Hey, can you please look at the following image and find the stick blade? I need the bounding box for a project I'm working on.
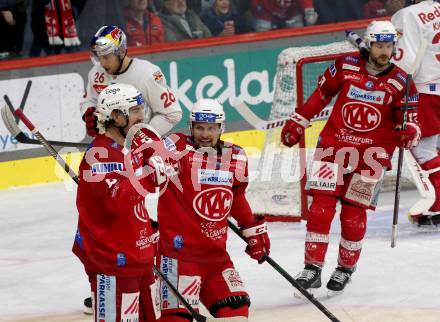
[1,104,21,137]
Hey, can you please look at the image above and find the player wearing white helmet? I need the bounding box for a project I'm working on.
[281,20,421,296]
[392,0,440,227]
[155,98,270,322]
[74,83,166,321]
[81,25,182,138]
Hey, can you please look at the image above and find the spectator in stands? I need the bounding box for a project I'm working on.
[0,0,27,59]
[159,0,212,41]
[251,0,318,32]
[363,0,407,18]
[201,0,246,36]
[314,0,363,24]
[189,0,250,15]
[124,0,165,46]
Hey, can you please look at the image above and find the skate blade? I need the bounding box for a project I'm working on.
[416,225,440,233]
[294,287,319,299]
[327,289,344,298]
[83,306,93,315]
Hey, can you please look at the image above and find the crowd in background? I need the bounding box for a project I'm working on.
[0,0,413,61]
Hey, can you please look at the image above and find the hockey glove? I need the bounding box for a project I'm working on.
[128,125,167,187]
[240,216,270,264]
[84,107,99,137]
[281,112,310,147]
[395,122,421,149]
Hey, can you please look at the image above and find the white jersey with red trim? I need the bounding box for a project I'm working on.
[81,58,182,135]
[392,0,440,96]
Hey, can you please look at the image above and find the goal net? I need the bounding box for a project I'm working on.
[245,41,415,221]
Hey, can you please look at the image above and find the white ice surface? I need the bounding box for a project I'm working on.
[1,183,439,322]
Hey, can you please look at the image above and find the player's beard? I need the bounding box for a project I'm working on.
[370,54,391,69]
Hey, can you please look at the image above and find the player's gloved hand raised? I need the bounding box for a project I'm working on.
[394,122,421,149]
[84,107,99,137]
[240,216,270,264]
[281,112,310,147]
[126,124,167,187]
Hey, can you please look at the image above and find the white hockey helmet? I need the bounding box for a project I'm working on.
[90,25,127,61]
[364,20,398,50]
[96,83,144,122]
[189,98,225,133]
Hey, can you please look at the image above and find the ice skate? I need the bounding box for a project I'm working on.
[83,296,93,315]
[326,266,354,297]
[293,264,322,298]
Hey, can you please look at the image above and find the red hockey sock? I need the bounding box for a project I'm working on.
[338,202,366,268]
[304,194,338,265]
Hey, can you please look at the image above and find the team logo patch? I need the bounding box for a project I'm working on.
[198,169,233,186]
[193,188,233,221]
[400,94,419,104]
[347,85,385,104]
[342,63,360,72]
[153,70,164,83]
[308,161,338,191]
[160,256,178,310]
[97,274,116,322]
[121,292,140,321]
[343,73,363,82]
[91,162,123,174]
[222,269,245,292]
[396,72,406,83]
[178,276,201,309]
[387,78,403,91]
[329,63,337,77]
[93,84,108,94]
[344,56,359,64]
[365,81,374,89]
[163,136,176,151]
[342,101,381,132]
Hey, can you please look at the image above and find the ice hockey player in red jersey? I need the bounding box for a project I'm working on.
[156,98,270,321]
[281,20,421,295]
[392,0,440,227]
[73,83,167,321]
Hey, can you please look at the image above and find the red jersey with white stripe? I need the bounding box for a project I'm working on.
[157,133,255,263]
[73,134,157,276]
[297,54,419,170]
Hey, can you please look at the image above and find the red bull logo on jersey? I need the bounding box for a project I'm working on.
[342,101,381,132]
[417,4,440,24]
[193,187,233,221]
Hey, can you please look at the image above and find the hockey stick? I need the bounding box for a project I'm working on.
[9,102,242,322]
[227,220,341,322]
[391,38,428,248]
[229,99,332,131]
[2,96,90,148]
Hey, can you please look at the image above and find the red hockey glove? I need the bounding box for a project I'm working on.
[84,107,99,137]
[281,112,310,147]
[240,216,270,264]
[395,122,421,149]
[128,125,167,187]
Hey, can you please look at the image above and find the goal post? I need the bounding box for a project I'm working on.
[245,41,415,221]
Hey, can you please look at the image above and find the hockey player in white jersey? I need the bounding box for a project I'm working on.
[81,25,182,137]
[392,0,440,227]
